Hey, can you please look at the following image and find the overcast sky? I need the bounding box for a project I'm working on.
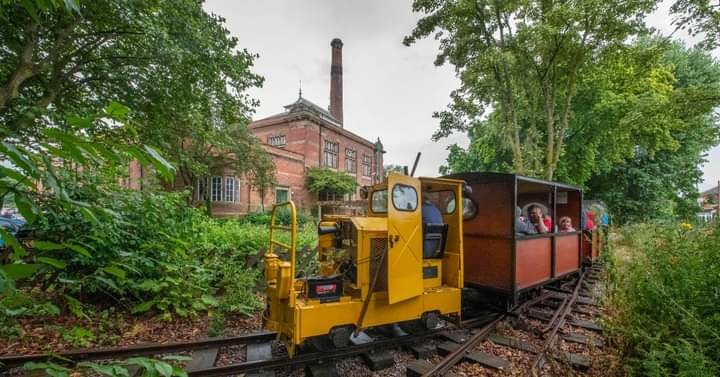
[204,0,719,191]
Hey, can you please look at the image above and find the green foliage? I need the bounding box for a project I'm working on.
[207,311,225,338]
[240,210,310,227]
[383,164,405,177]
[60,326,96,348]
[583,39,720,223]
[305,167,358,196]
[406,0,656,179]
[24,361,72,377]
[123,357,187,377]
[440,37,720,224]
[27,187,215,317]
[24,356,191,377]
[4,183,313,319]
[0,0,278,326]
[0,0,273,219]
[607,223,720,375]
[670,0,720,49]
[0,104,180,320]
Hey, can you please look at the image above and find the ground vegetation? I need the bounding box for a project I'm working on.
[606,222,720,376]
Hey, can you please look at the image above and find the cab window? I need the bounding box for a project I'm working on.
[447,196,478,220]
[392,184,418,211]
[424,190,456,214]
[371,189,388,213]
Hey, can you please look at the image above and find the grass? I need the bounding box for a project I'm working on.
[604,222,720,376]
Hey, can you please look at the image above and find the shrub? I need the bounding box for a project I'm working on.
[305,167,357,196]
[606,222,720,376]
[28,188,218,317]
[5,178,320,320]
[240,209,311,226]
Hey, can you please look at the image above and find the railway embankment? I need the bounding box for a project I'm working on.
[603,222,720,376]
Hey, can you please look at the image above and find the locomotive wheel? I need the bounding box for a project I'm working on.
[421,311,440,330]
[329,325,352,348]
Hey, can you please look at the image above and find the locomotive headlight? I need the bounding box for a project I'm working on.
[461,197,477,220]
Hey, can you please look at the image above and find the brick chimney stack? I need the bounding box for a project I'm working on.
[329,38,344,125]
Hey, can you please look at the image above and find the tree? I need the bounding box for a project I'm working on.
[439,37,720,223]
[670,0,720,49]
[305,167,357,200]
[0,0,271,191]
[383,164,405,177]
[246,147,277,212]
[585,40,720,223]
[405,0,655,180]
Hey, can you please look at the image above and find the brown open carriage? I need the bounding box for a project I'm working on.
[445,173,583,310]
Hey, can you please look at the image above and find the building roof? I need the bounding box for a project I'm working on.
[700,185,720,197]
[283,97,343,128]
[250,96,378,149]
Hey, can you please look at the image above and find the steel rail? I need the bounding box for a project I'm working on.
[541,296,568,333]
[0,331,276,367]
[511,290,556,316]
[421,314,504,377]
[188,328,446,377]
[531,271,586,370]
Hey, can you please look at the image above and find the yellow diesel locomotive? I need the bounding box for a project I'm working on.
[263,173,466,356]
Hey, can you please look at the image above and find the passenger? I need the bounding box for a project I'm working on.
[528,205,551,234]
[584,211,595,231]
[558,216,576,232]
[421,191,443,255]
[515,206,537,235]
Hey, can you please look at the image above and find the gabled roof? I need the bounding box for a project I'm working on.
[249,96,378,149]
[282,97,343,128]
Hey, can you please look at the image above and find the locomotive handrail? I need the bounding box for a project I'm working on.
[269,201,297,293]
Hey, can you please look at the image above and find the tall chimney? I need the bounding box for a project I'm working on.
[329,38,343,125]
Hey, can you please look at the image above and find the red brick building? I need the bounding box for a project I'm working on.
[191,38,385,216]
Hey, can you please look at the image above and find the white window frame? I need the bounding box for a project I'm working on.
[323,140,339,169]
[223,176,239,203]
[275,186,290,204]
[197,176,239,203]
[362,154,372,177]
[195,176,209,201]
[345,148,357,174]
[211,176,222,202]
[268,135,287,147]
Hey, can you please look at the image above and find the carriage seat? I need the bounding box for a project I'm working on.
[423,223,448,259]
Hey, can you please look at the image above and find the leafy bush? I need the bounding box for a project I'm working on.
[25,186,216,317]
[195,217,318,314]
[239,209,311,226]
[606,222,720,376]
[2,168,321,323]
[305,167,357,196]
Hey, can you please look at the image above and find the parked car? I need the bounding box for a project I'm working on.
[0,215,26,247]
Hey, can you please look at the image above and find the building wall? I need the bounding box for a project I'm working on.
[251,116,380,203]
[123,113,383,217]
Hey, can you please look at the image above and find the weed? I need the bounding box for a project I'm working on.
[207,311,225,337]
[606,222,720,376]
[61,326,96,348]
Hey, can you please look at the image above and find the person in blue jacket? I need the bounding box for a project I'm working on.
[421,191,443,256]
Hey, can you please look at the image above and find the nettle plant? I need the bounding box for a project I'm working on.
[0,102,175,311]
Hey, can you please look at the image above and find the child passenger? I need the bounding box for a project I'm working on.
[558,216,576,232]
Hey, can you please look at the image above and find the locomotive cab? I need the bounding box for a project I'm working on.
[263,172,465,356]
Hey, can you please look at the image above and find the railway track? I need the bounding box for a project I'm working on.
[413,264,606,377]
[0,265,605,377]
